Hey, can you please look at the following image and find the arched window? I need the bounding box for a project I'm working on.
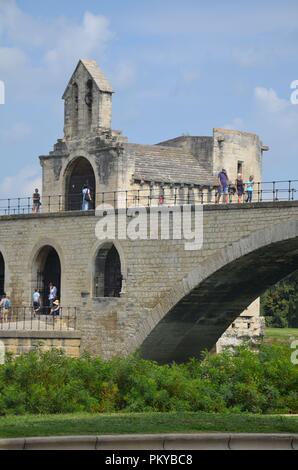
[85,79,93,129]
[65,157,96,211]
[71,82,79,136]
[94,243,122,298]
[34,246,61,312]
[0,252,5,296]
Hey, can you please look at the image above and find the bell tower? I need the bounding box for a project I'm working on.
[62,59,113,140]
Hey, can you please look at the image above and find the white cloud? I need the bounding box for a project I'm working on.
[0,47,27,72]
[253,86,298,179]
[0,166,41,199]
[0,2,114,86]
[223,117,245,130]
[0,0,49,47]
[44,12,113,74]
[254,87,289,113]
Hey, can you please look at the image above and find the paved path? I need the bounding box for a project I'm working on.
[0,433,297,450]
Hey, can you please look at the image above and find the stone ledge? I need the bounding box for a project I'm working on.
[0,331,81,339]
[203,200,298,211]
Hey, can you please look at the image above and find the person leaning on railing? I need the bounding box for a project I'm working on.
[245,176,255,203]
[32,188,41,213]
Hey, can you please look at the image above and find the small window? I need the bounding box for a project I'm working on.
[237,161,243,175]
[94,243,122,298]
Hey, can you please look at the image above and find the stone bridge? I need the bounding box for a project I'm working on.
[0,200,298,363]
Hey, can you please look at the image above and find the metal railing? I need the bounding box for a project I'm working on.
[0,306,77,331]
[0,181,297,216]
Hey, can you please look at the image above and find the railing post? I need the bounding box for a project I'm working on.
[288,181,291,201]
[273,181,276,201]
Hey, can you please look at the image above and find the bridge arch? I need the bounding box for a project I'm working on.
[139,219,298,363]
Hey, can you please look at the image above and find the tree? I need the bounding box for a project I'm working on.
[261,270,298,328]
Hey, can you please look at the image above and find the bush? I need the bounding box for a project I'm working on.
[0,344,297,416]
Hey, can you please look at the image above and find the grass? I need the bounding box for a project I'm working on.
[0,412,297,438]
[264,327,298,345]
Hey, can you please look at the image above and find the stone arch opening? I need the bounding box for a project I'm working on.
[0,252,5,296]
[71,82,79,137]
[85,79,93,129]
[94,243,122,298]
[33,246,61,312]
[65,157,96,211]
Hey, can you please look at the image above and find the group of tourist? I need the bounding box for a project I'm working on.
[0,284,60,323]
[216,169,255,204]
[32,172,254,212]
[32,282,60,316]
[32,185,93,213]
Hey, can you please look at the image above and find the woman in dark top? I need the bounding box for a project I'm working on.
[235,173,244,203]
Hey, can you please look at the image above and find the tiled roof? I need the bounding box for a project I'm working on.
[124,143,217,186]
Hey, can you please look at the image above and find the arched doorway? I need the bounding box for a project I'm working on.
[0,253,5,296]
[65,157,96,211]
[34,246,61,311]
[94,243,122,297]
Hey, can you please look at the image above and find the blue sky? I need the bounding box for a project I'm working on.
[0,0,298,197]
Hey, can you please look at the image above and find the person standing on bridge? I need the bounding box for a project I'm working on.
[82,184,92,211]
[216,168,229,204]
[32,188,41,213]
[48,282,57,311]
[236,173,245,203]
[0,293,12,322]
[32,288,41,315]
[245,175,255,203]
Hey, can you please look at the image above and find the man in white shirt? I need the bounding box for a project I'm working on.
[48,283,57,310]
[82,184,92,211]
[32,289,41,313]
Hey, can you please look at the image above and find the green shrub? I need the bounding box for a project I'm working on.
[0,343,297,416]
